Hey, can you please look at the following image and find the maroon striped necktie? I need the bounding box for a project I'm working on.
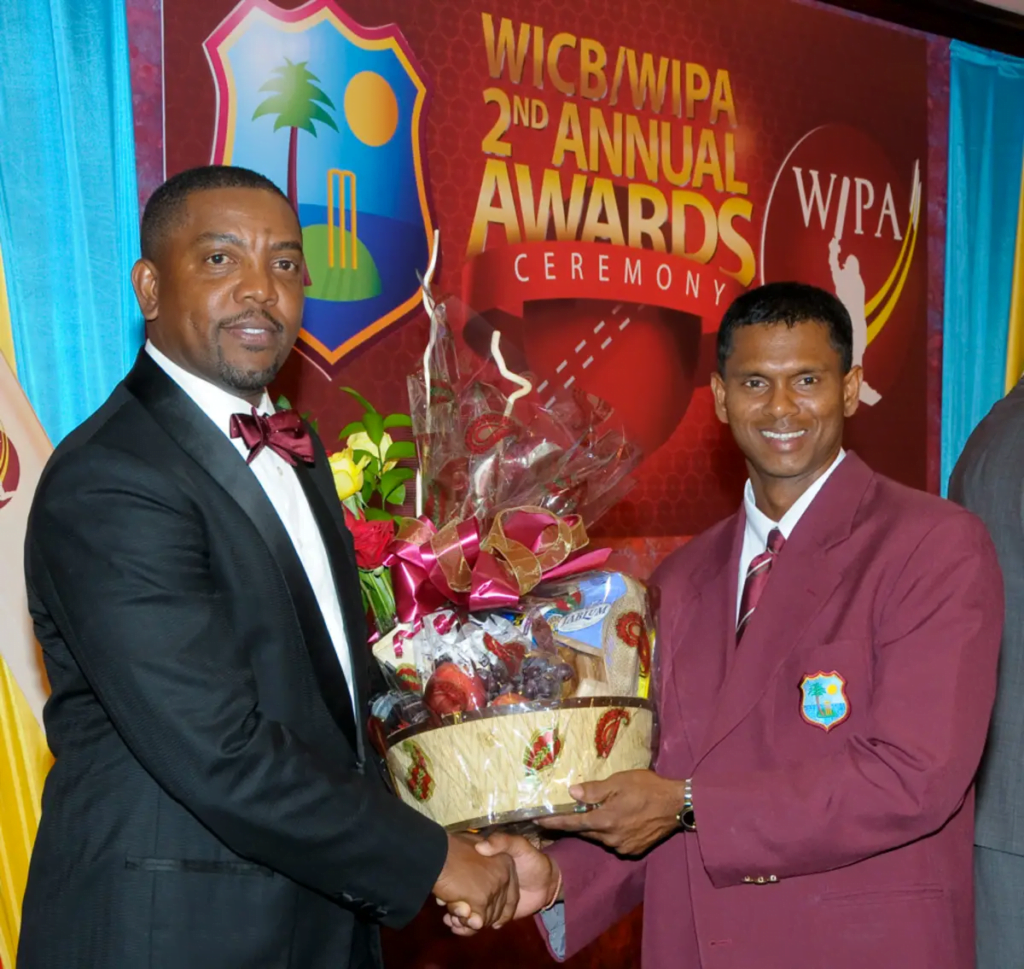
[736,527,785,641]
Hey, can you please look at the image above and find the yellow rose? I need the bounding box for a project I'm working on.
[346,430,397,473]
[329,448,370,501]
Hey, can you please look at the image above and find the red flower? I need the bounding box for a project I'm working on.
[343,507,395,569]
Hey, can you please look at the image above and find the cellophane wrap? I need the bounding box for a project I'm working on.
[369,296,655,831]
[406,298,640,529]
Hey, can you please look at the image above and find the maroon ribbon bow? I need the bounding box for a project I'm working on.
[229,407,315,466]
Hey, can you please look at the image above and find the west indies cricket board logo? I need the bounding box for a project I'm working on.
[205,0,433,365]
[0,419,20,510]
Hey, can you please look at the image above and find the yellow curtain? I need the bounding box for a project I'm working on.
[0,244,14,377]
[1004,153,1024,393]
[0,661,51,968]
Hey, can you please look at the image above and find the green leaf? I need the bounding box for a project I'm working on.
[385,484,407,507]
[309,419,319,435]
[363,507,395,522]
[385,440,417,462]
[275,394,293,410]
[380,467,416,502]
[338,421,365,440]
[383,413,413,429]
[352,452,379,484]
[360,479,374,504]
[341,387,377,414]
[363,410,385,446]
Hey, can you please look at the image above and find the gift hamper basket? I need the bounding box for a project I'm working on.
[365,278,657,831]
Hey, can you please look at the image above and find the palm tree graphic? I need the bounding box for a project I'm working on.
[806,680,827,716]
[253,58,338,284]
[253,58,338,211]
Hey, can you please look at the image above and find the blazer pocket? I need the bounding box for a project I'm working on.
[125,855,273,877]
[819,885,945,905]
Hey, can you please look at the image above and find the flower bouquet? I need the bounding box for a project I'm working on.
[362,283,659,832]
[327,389,417,637]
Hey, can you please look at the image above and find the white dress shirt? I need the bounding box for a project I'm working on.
[145,341,356,710]
[737,449,846,621]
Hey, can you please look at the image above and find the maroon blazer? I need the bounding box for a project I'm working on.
[543,453,1003,969]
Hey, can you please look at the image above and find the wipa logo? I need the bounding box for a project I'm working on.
[205,0,434,365]
[760,124,923,407]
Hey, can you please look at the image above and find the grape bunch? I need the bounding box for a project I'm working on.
[517,652,575,701]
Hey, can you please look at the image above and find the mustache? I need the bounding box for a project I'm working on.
[217,310,285,332]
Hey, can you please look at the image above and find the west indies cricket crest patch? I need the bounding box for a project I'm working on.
[800,671,850,732]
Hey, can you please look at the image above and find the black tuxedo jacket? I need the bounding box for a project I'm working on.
[17,352,447,969]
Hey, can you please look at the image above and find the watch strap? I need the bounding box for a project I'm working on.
[677,778,696,832]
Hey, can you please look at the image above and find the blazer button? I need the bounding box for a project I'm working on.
[742,876,753,883]
[756,876,766,884]
[768,875,778,883]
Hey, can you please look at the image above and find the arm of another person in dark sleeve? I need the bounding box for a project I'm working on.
[27,445,447,927]
[693,510,1003,887]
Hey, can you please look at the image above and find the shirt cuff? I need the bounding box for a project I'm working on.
[539,902,567,960]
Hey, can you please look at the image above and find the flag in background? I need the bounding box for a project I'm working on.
[0,240,53,969]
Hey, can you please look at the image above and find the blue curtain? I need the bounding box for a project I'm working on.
[0,0,142,444]
[941,41,1024,493]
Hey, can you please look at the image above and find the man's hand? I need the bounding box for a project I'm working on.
[442,833,560,937]
[536,769,686,856]
[432,833,519,931]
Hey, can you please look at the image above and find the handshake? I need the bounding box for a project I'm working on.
[431,832,560,935]
[428,770,685,933]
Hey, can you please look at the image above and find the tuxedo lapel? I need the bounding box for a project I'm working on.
[123,353,359,749]
[695,453,874,765]
[293,460,371,757]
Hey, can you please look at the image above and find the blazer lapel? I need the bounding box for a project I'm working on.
[123,353,360,749]
[659,516,742,766]
[695,453,874,765]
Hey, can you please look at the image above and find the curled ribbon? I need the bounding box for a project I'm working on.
[383,506,611,623]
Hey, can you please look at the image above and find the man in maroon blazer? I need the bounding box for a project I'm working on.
[448,282,1004,968]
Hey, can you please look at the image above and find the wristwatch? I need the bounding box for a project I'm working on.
[677,778,696,832]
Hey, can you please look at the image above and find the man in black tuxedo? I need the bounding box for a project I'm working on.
[17,165,516,969]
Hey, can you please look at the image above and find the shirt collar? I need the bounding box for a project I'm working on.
[743,449,846,548]
[145,340,273,436]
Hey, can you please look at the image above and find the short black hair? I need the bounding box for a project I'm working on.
[140,165,290,260]
[716,281,853,374]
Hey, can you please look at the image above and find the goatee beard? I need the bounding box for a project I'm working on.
[216,348,285,394]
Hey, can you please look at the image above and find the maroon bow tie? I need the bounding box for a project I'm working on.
[229,407,315,466]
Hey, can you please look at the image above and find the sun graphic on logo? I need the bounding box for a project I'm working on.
[826,683,839,695]
[0,420,21,510]
[343,71,398,148]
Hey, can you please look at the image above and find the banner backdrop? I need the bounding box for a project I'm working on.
[162,0,931,550]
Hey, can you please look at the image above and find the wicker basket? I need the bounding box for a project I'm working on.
[384,696,655,830]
